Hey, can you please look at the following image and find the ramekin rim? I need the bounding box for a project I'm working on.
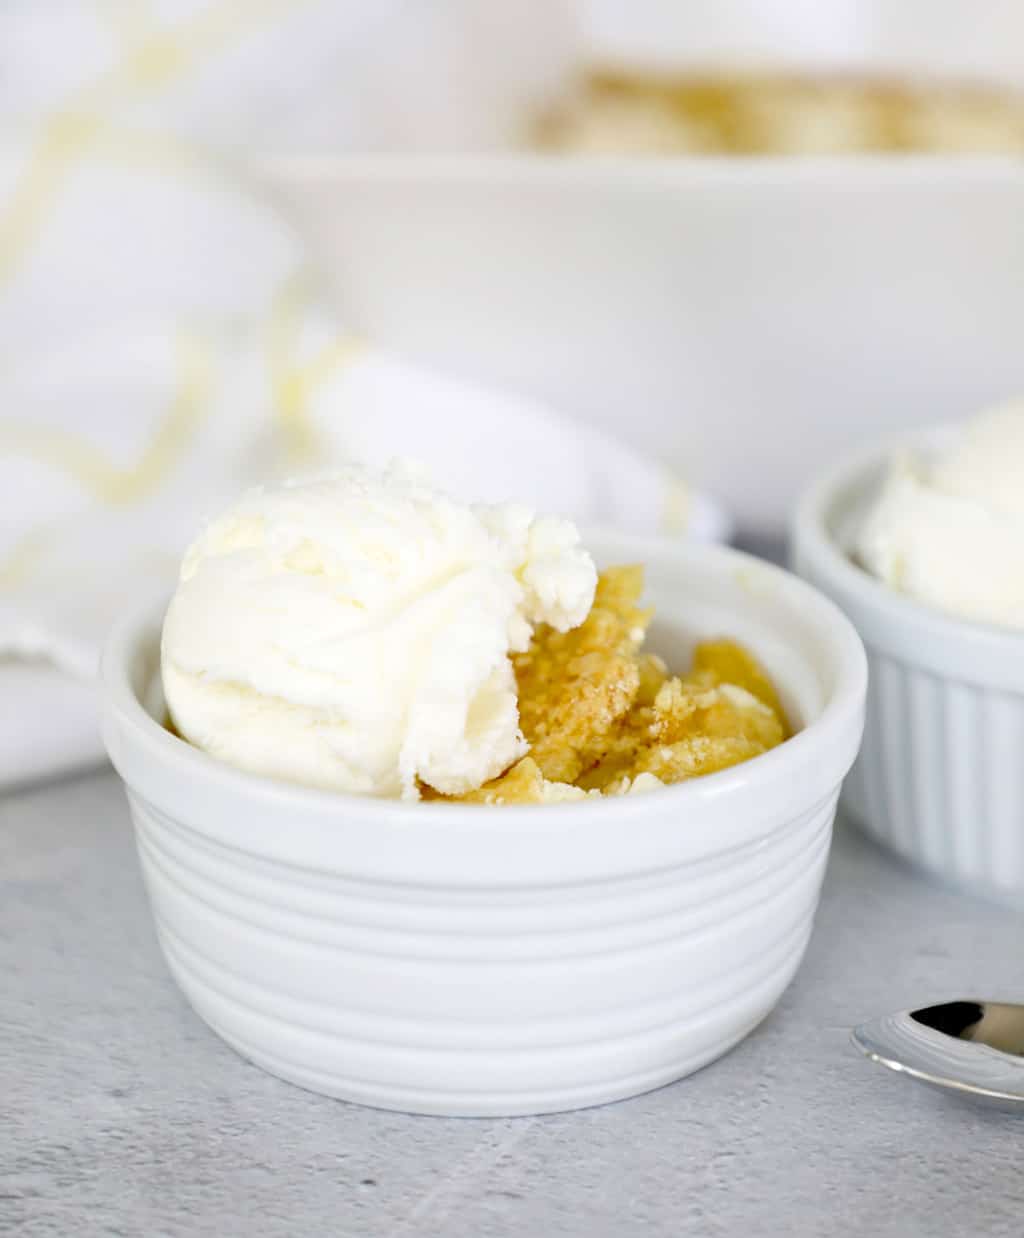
[260,153,1024,189]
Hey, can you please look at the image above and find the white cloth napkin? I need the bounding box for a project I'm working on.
[0,336,729,790]
[0,0,729,791]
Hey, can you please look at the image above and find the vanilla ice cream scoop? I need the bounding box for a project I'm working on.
[161,466,597,799]
[856,402,1024,628]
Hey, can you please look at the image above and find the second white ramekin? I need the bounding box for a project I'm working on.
[793,432,1024,900]
[102,532,865,1116]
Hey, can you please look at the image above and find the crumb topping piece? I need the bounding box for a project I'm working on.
[439,566,790,805]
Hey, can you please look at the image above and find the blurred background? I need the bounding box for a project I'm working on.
[3,0,1024,782]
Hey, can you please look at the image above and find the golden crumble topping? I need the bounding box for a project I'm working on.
[510,565,651,785]
[441,566,790,804]
[537,71,1024,156]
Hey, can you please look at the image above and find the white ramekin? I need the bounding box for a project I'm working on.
[101,532,865,1117]
[793,431,1024,900]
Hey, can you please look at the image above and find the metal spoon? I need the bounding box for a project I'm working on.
[852,1001,1024,1109]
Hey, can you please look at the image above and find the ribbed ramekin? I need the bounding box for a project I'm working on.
[101,532,865,1117]
[793,434,1024,900]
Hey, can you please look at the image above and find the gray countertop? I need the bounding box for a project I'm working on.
[3,769,1023,1238]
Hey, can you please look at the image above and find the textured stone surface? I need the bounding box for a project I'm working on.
[3,770,1023,1237]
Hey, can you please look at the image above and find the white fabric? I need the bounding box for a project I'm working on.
[0,1,728,791]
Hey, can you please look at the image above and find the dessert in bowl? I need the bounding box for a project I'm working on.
[793,402,1024,899]
[538,69,1024,157]
[102,470,865,1116]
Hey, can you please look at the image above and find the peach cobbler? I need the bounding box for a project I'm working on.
[163,470,788,804]
[538,70,1024,156]
[434,566,789,804]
